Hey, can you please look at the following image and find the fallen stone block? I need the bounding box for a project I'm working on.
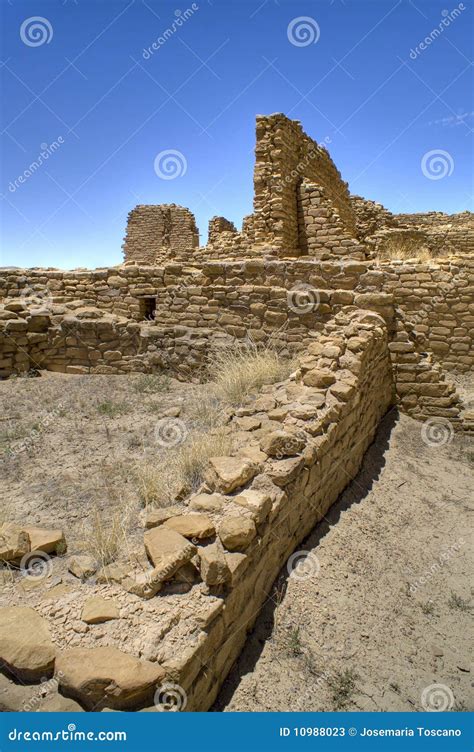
[56,646,165,710]
[205,456,258,494]
[82,597,119,624]
[0,523,30,562]
[163,514,215,540]
[0,606,55,681]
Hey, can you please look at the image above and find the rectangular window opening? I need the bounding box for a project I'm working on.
[139,297,156,321]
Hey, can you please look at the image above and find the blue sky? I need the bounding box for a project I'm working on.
[0,0,472,269]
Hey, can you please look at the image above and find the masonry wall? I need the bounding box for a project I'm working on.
[298,182,365,259]
[351,195,474,257]
[394,211,474,256]
[153,312,395,710]
[123,204,199,264]
[251,114,357,256]
[1,257,473,375]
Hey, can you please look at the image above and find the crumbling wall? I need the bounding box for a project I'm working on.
[351,196,474,257]
[176,311,395,710]
[1,313,397,712]
[2,259,472,431]
[123,204,199,264]
[350,195,398,242]
[251,114,357,256]
[208,216,237,245]
[394,211,474,256]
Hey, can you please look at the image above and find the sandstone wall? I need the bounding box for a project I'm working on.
[1,257,473,376]
[251,114,357,256]
[123,204,199,264]
[394,211,474,256]
[0,313,397,711]
[351,196,474,257]
[298,182,365,259]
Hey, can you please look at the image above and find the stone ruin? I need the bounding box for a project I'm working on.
[0,113,473,712]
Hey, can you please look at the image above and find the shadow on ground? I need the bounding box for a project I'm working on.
[213,407,399,711]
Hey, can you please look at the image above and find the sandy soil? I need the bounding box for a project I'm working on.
[0,371,213,554]
[215,410,474,713]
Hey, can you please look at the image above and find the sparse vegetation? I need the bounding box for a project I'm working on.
[135,427,231,507]
[208,339,292,406]
[421,600,435,615]
[448,592,471,612]
[80,506,132,567]
[328,669,359,710]
[133,373,171,394]
[376,233,432,263]
[97,401,130,418]
[286,626,304,657]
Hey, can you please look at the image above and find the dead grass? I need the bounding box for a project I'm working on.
[208,340,292,406]
[136,427,231,507]
[376,234,432,263]
[79,504,134,567]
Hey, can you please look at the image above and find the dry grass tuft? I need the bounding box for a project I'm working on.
[136,428,231,507]
[79,502,135,567]
[376,234,432,263]
[208,340,292,406]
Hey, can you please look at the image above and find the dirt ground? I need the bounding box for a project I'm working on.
[0,371,214,557]
[1,371,473,712]
[215,409,474,713]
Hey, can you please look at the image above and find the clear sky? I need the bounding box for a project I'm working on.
[0,0,472,269]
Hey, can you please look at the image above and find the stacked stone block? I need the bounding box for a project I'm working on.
[252,113,357,256]
[123,204,199,265]
[298,182,365,259]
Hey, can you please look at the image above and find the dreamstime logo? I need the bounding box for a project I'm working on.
[427,111,474,128]
[409,4,466,60]
[274,149,325,192]
[154,150,187,180]
[421,418,454,447]
[142,4,199,59]
[154,683,187,711]
[20,17,53,47]
[421,683,454,711]
[274,430,306,459]
[154,417,188,448]
[287,284,320,315]
[8,138,65,193]
[22,671,65,712]
[421,149,454,180]
[287,16,320,47]
[287,551,320,581]
[20,551,53,581]
[409,537,464,593]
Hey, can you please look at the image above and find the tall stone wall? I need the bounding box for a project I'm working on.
[298,182,365,259]
[123,204,199,264]
[119,116,472,264]
[251,113,357,256]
